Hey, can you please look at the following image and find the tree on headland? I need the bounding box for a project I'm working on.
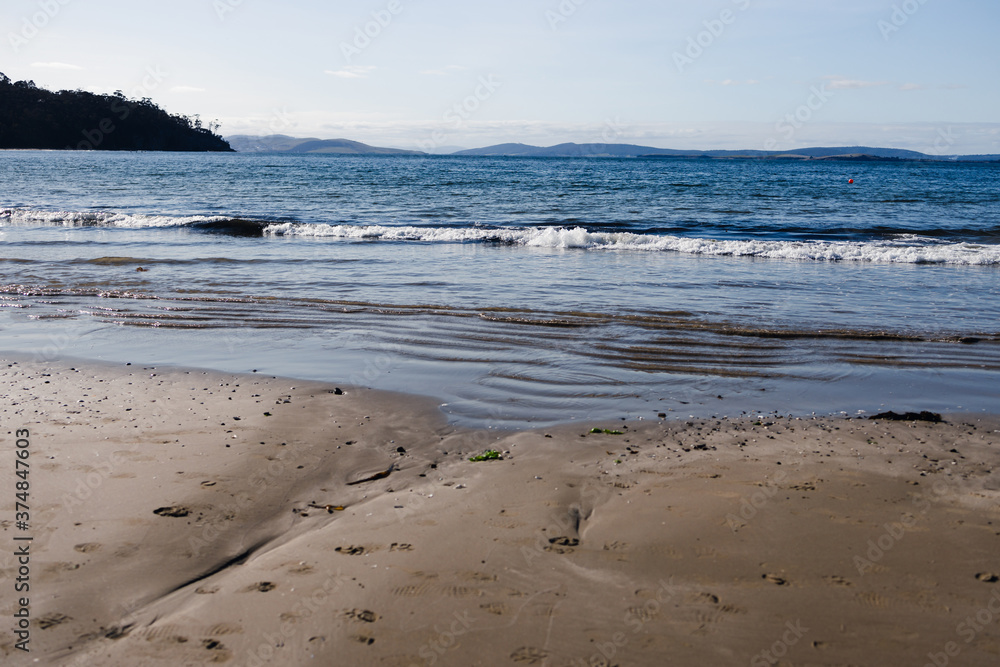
[0,72,232,152]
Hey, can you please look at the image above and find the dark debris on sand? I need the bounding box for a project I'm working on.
[869,411,943,423]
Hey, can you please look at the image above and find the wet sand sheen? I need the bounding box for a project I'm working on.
[1,356,999,666]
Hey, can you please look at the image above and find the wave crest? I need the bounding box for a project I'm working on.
[263,223,1000,265]
[4,208,998,265]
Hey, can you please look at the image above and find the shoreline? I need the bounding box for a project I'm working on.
[1,355,999,665]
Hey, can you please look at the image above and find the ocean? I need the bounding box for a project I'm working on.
[2,150,998,427]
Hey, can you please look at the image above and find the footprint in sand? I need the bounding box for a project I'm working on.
[544,545,575,554]
[392,583,434,598]
[201,639,231,662]
[762,574,788,586]
[511,647,550,664]
[37,613,72,630]
[136,625,187,642]
[695,546,719,559]
[685,592,721,605]
[345,609,379,623]
[440,585,484,599]
[153,506,190,518]
[976,572,1000,583]
[627,605,660,624]
[545,536,579,554]
[207,623,243,636]
[690,610,726,625]
[73,543,102,553]
[856,591,891,608]
[824,575,853,587]
[243,582,276,593]
[481,602,509,616]
[335,545,369,556]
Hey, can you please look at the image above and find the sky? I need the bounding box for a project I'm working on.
[2,0,999,154]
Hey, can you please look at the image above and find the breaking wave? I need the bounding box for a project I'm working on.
[3,207,998,265]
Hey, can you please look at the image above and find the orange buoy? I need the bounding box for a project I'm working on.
[848,179,854,184]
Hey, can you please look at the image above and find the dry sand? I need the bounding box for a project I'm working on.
[1,356,999,666]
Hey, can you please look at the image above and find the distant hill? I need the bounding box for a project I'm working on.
[225,135,999,162]
[452,142,695,157]
[227,135,423,155]
[452,142,997,162]
[0,72,231,152]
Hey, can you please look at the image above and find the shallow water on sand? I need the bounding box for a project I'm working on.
[2,151,998,426]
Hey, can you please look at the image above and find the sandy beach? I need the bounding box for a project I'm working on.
[2,356,999,666]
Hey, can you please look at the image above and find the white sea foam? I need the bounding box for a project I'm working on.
[264,223,1000,266]
[0,208,227,229]
[3,208,997,265]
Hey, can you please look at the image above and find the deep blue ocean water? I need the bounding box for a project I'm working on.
[2,151,998,426]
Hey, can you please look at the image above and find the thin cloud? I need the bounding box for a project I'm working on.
[324,66,376,79]
[900,83,925,91]
[30,62,83,70]
[170,86,205,93]
[823,76,889,90]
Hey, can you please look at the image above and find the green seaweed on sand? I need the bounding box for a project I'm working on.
[469,450,502,462]
[590,428,624,435]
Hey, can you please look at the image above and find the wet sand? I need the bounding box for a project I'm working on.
[1,356,999,666]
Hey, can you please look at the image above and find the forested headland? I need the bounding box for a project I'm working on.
[0,73,232,151]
